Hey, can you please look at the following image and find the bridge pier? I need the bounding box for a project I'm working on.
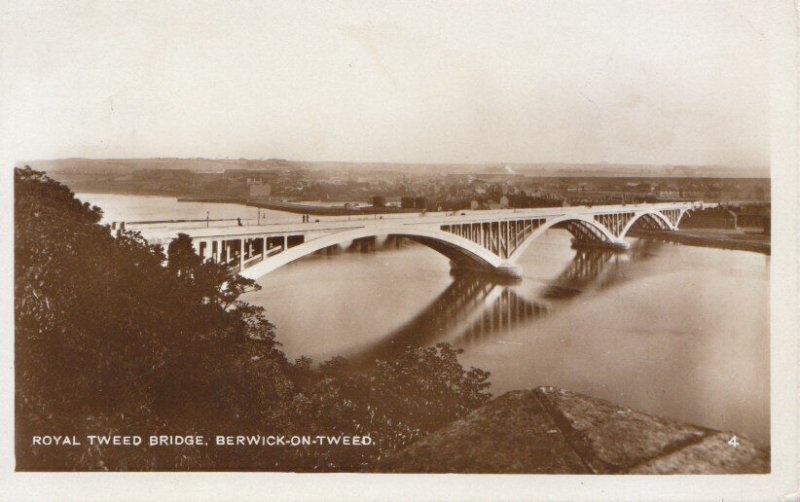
[495,263,523,279]
[449,260,522,283]
[346,236,375,253]
[570,238,629,252]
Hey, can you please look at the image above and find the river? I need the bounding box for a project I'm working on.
[77,192,770,446]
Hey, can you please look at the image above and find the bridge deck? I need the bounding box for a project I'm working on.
[130,202,707,243]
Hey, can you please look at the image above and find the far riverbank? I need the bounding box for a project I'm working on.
[176,195,419,216]
[627,228,770,254]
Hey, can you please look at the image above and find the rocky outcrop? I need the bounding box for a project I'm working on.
[378,387,769,474]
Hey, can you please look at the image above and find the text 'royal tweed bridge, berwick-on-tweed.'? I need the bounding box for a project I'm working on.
[123,202,714,280]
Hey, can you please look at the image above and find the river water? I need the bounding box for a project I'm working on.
[78,193,770,446]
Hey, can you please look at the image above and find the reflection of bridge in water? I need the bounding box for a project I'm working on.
[350,276,509,362]
[350,242,659,361]
[454,288,547,346]
[544,249,618,299]
[544,239,661,299]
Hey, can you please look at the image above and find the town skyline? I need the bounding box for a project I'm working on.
[23,157,770,179]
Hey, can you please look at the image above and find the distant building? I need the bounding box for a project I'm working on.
[249,182,271,199]
[734,205,770,234]
[372,195,386,207]
[657,189,680,199]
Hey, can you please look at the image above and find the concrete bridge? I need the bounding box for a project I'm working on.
[128,202,712,280]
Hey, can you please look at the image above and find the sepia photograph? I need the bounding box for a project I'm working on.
[1,0,798,500]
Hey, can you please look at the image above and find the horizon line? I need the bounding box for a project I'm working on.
[18,157,770,170]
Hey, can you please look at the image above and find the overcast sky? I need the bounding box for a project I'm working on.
[1,0,770,167]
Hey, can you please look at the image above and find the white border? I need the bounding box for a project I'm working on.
[0,1,796,500]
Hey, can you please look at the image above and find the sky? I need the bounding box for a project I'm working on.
[0,0,772,167]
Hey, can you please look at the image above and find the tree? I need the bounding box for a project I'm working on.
[279,344,492,471]
[15,167,492,471]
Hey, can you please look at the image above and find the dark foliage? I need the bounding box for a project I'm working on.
[14,167,491,471]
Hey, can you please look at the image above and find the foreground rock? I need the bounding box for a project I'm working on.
[378,387,769,474]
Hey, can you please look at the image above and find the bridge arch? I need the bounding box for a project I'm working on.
[618,210,680,239]
[507,214,620,262]
[238,224,507,281]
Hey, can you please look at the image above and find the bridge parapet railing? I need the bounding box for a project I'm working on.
[114,202,708,234]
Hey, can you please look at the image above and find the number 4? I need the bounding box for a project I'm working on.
[728,436,740,448]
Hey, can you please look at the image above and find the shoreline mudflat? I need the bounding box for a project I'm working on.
[628,228,770,254]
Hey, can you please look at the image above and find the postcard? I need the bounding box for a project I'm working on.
[1,1,797,500]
